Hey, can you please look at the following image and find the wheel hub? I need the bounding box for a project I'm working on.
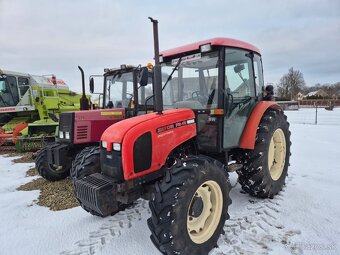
[268,128,286,180]
[187,181,223,244]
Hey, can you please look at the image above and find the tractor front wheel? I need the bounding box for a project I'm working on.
[148,155,232,255]
[71,146,102,216]
[71,146,127,217]
[35,144,71,181]
[237,109,291,198]
[70,146,101,181]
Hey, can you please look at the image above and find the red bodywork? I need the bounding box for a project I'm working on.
[239,102,282,149]
[160,37,260,57]
[0,122,28,146]
[73,109,125,144]
[101,108,196,181]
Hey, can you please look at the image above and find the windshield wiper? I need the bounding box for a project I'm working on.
[144,57,183,111]
[162,57,183,90]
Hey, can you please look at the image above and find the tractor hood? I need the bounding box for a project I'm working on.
[101,108,195,151]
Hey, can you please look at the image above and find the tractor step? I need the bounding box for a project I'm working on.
[226,163,243,172]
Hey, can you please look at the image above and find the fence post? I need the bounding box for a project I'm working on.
[315,104,318,125]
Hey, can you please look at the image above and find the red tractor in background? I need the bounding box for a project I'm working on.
[35,65,153,181]
[73,18,291,255]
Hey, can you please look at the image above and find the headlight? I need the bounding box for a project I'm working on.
[113,143,121,151]
[59,131,64,138]
[102,141,107,149]
[65,132,70,139]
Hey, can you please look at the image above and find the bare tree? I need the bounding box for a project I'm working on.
[277,67,306,100]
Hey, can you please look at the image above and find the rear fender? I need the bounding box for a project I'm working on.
[121,109,196,180]
[239,101,282,149]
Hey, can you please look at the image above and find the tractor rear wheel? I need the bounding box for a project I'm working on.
[35,144,71,181]
[237,109,291,198]
[148,155,232,255]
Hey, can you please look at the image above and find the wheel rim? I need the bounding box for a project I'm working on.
[268,128,286,180]
[187,180,223,244]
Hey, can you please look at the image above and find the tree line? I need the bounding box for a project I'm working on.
[275,67,340,100]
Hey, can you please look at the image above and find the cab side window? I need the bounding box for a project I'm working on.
[7,76,20,103]
[225,49,255,99]
[18,77,29,96]
[253,54,264,97]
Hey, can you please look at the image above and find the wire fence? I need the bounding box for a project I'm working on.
[284,107,340,126]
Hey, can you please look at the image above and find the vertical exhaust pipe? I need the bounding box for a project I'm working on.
[148,17,163,114]
[78,66,90,110]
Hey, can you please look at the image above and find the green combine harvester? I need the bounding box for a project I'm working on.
[0,68,87,151]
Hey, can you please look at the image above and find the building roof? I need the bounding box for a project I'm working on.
[160,37,260,57]
[305,89,328,97]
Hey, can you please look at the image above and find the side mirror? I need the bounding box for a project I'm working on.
[89,78,94,94]
[138,67,149,87]
[234,64,245,73]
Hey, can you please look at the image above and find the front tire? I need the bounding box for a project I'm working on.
[148,156,232,255]
[237,108,291,198]
[71,146,102,216]
[70,146,101,182]
[35,144,71,181]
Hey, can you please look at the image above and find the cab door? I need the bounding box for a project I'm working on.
[223,48,257,149]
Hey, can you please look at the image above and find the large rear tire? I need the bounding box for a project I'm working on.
[35,144,71,181]
[148,155,232,255]
[237,108,291,198]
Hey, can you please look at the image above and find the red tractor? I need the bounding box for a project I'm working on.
[35,65,153,181]
[73,18,291,255]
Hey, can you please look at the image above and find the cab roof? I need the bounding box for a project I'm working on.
[160,37,260,57]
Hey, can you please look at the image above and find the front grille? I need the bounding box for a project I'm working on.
[100,148,124,182]
[76,125,89,140]
[59,112,74,132]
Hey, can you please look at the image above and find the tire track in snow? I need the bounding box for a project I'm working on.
[61,173,301,255]
[212,172,302,255]
[60,199,150,255]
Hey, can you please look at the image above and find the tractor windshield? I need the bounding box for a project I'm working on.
[0,76,19,107]
[105,71,134,108]
[161,51,219,109]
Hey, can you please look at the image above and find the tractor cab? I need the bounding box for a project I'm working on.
[158,38,264,153]
[100,65,154,114]
[58,65,153,145]
[0,69,33,111]
[0,72,20,107]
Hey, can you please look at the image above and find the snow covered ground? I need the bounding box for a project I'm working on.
[0,108,339,255]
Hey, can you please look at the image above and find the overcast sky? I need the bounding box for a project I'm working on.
[1,0,339,92]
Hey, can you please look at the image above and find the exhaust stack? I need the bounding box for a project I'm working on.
[78,66,90,110]
[149,17,163,114]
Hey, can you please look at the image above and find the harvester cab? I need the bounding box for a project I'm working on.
[35,65,154,181]
[0,69,85,151]
[74,19,291,255]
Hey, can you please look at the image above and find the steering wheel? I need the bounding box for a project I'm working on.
[190,91,210,104]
